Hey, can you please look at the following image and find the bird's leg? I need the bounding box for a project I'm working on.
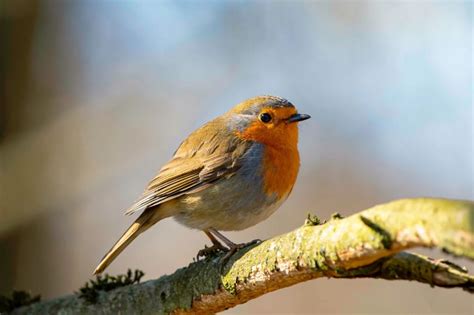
[208,228,239,248]
[209,228,262,261]
[204,230,228,250]
[196,230,228,260]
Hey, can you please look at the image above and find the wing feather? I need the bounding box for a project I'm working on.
[125,121,251,215]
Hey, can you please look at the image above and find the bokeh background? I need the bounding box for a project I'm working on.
[1,0,473,313]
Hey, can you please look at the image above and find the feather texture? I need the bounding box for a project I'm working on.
[125,117,252,215]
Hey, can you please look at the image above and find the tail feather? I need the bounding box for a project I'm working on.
[94,210,155,275]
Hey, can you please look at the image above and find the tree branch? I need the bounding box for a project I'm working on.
[13,198,474,314]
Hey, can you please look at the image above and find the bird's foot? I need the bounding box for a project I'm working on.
[247,238,262,246]
[220,239,263,263]
[196,243,228,260]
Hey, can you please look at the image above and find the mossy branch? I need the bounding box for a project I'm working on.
[12,198,474,314]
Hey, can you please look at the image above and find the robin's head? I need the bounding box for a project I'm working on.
[229,95,310,148]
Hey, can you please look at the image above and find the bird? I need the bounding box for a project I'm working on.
[94,95,310,274]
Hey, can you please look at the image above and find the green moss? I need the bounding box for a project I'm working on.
[77,269,144,304]
[0,290,41,313]
[359,215,393,249]
[304,213,321,226]
[11,198,474,314]
[330,212,344,220]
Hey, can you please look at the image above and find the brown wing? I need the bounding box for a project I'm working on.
[125,117,250,215]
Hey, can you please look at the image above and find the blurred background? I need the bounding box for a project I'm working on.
[1,0,472,313]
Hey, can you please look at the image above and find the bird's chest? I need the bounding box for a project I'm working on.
[261,145,300,199]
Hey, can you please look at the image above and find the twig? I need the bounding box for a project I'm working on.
[12,198,474,315]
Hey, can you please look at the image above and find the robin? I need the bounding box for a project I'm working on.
[94,95,310,274]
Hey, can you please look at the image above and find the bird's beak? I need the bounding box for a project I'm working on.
[286,113,311,123]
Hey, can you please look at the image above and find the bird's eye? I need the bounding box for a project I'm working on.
[259,113,272,123]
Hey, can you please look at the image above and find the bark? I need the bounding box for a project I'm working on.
[13,198,474,314]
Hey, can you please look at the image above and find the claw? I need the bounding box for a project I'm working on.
[202,229,263,264]
[220,239,262,263]
[196,244,228,260]
[248,239,262,245]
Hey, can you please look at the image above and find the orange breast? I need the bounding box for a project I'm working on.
[262,145,300,198]
[236,115,301,198]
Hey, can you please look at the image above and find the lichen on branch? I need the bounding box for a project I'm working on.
[12,198,474,315]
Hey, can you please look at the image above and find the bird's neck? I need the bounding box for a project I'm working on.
[235,124,301,198]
